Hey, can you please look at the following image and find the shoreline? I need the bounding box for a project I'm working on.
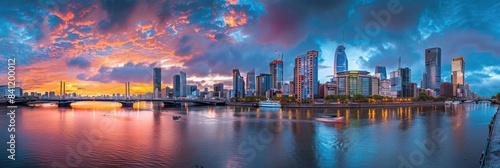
[227,101,445,108]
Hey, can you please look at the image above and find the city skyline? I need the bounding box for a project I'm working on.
[0,0,499,96]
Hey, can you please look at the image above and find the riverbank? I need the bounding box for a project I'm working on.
[481,106,500,167]
[227,101,445,108]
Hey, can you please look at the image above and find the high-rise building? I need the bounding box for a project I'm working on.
[283,82,290,94]
[451,56,465,85]
[336,70,379,96]
[423,47,441,93]
[256,73,272,96]
[180,71,187,97]
[440,82,454,97]
[270,59,284,91]
[186,85,197,96]
[153,68,161,98]
[173,75,181,97]
[213,83,224,98]
[375,66,387,80]
[334,45,348,76]
[294,50,319,102]
[246,69,255,95]
[232,69,245,99]
[410,83,418,98]
[451,56,465,97]
[390,67,411,97]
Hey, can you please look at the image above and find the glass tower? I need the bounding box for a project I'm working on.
[153,68,161,98]
[334,45,348,76]
[424,47,441,93]
[270,59,283,91]
[375,66,387,80]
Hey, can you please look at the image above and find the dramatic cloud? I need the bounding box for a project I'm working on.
[0,0,499,96]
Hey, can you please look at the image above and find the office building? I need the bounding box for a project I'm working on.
[173,75,181,97]
[232,69,245,98]
[375,66,387,80]
[334,45,348,76]
[294,50,319,102]
[256,73,272,97]
[270,59,284,91]
[440,82,454,97]
[451,56,465,97]
[423,47,441,93]
[213,83,224,98]
[180,71,187,97]
[246,69,255,95]
[336,70,379,96]
[390,67,411,97]
[153,68,161,98]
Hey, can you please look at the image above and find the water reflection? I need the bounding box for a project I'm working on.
[0,104,497,167]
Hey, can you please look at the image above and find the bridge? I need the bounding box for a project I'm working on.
[2,98,226,107]
[458,98,498,104]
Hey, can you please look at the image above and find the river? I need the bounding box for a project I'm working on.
[0,103,496,167]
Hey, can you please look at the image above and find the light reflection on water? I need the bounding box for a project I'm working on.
[0,103,497,167]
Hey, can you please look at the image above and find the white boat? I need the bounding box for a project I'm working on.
[315,114,345,123]
[258,100,281,108]
[452,101,461,105]
[445,101,452,105]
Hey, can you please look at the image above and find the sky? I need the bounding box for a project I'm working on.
[0,0,499,96]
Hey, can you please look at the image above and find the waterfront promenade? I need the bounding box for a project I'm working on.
[482,106,500,167]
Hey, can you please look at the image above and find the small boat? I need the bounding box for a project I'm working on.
[315,114,345,123]
[258,100,281,108]
[452,101,461,105]
[444,101,452,105]
[173,115,181,120]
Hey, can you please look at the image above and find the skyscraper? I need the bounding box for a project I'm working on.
[246,69,255,95]
[294,50,318,102]
[423,47,441,93]
[390,67,411,97]
[232,69,245,99]
[180,71,187,97]
[270,59,283,91]
[375,66,387,80]
[256,73,272,96]
[173,75,181,97]
[153,68,161,98]
[213,83,224,98]
[451,56,465,85]
[334,45,348,76]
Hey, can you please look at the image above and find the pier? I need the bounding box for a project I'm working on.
[481,106,500,167]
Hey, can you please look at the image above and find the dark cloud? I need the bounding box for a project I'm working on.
[98,0,138,32]
[87,62,158,83]
[67,56,92,69]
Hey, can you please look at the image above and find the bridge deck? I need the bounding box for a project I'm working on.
[482,106,500,167]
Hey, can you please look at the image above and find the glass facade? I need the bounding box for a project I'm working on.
[424,47,441,92]
[173,75,180,97]
[180,71,187,97]
[375,66,387,80]
[334,45,348,75]
[270,60,283,91]
[153,68,161,98]
[336,71,376,96]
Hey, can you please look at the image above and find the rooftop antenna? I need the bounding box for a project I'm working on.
[398,56,401,69]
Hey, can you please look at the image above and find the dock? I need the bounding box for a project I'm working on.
[481,106,500,167]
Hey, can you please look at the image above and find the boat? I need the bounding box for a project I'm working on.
[445,101,452,105]
[315,114,345,123]
[173,115,181,120]
[452,101,461,105]
[258,100,281,108]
